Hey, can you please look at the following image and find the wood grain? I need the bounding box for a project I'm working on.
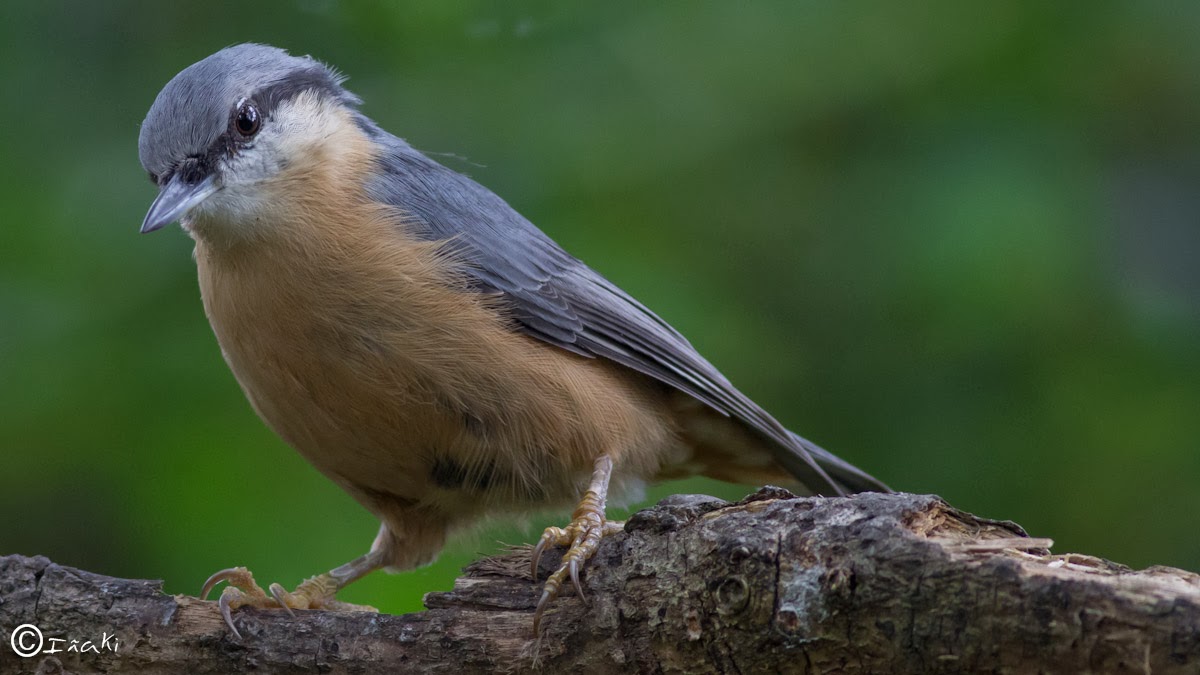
[2,489,1198,674]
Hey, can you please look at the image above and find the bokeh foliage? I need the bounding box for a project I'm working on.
[1,2,1198,614]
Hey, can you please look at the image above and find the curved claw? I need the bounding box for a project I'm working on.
[218,588,243,640]
[531,526,570,580]
[201,567,245,600]
[268,583,297,618]
[531,537,549,580]
[532,588,552,635]
[568,558,587,605]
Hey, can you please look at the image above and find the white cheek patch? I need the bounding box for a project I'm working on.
[270,91,348,160]
[198,92,354,230]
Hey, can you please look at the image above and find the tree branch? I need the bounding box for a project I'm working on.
[2,489,1199,673]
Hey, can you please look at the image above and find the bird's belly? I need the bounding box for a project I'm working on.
[194,242,688,525]
[215,322,664,521]
[215,317,462,507]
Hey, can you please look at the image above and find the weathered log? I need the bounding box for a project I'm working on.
[1,489,1197,674]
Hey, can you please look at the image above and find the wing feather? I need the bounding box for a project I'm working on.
[361,126,888,495]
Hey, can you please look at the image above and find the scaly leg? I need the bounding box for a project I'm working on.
[200,546,387,638]
[530,454,625,633]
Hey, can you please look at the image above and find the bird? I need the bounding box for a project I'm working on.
[137,43,890,637]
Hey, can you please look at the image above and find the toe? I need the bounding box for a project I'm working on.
[268,583,298,616]
[201,566,253,600]
[218,586,247,639]
[290,573,338,609]
[568,557,587,604]
[532,515,623,634]
[532,584,556,634]
[531,526,572,580]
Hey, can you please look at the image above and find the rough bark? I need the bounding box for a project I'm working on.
[1,489,1198,674]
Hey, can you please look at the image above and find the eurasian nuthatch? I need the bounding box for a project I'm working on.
[137,44,889,636]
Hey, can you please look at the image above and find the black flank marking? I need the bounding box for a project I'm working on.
[430,456,497,493]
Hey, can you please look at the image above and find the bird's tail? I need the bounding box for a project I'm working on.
[790,431,892,495]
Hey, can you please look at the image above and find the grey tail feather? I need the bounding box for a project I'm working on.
[791,432,892,494]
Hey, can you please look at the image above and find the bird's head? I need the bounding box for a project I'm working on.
[138,44,362,237]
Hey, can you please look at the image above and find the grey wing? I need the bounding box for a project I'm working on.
[365,135,887,495]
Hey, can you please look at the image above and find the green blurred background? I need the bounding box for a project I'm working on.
[2,2,1198,614]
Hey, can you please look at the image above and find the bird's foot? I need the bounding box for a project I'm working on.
[200,567,377,638]
[529,455,622,634]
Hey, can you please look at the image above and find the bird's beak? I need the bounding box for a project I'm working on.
[140,174,218,234]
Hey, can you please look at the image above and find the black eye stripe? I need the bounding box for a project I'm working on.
[161,66,354,184]
[252,67,344,118]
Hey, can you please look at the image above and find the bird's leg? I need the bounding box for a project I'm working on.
[200,546,387,638]
[530,453,625,633]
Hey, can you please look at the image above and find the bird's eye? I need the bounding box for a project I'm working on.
[234,102,261,137]
[147,171,159,185]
